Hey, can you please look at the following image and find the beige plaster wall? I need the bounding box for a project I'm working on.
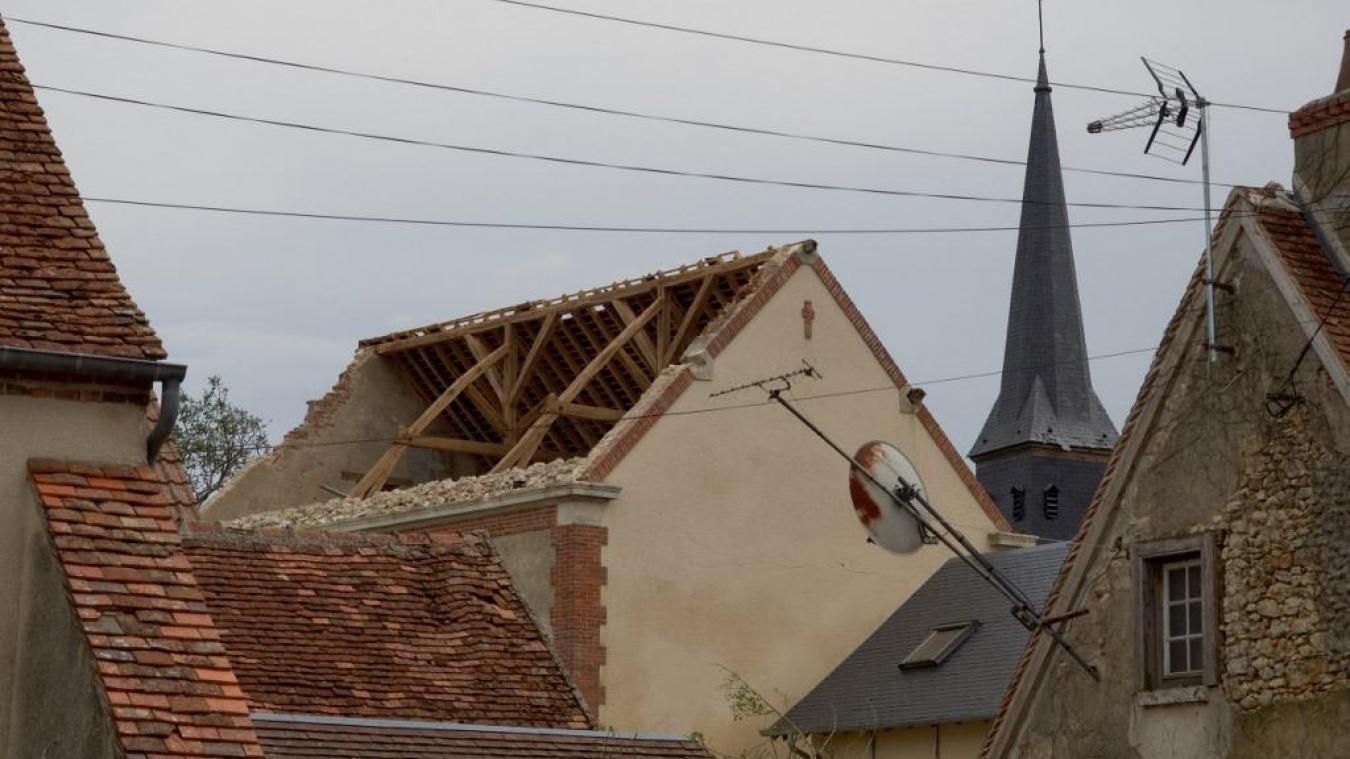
[493,529,557,639]
[1001,228,1350,759]
[0,394,145,758]
[204,350,460,521]
[819,722,990,759]
[597,264,1000,753]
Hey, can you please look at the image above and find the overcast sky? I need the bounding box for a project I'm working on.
[7,0,1346,457]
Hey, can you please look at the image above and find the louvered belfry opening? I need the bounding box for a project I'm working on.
[347,251,773,497]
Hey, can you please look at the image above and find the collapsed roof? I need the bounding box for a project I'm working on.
[342,245,791,497]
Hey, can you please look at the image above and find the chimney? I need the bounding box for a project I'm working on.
[1290,30,1350,269]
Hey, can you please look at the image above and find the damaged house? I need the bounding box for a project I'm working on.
[0,19,708,758]
[204,241,1025,751]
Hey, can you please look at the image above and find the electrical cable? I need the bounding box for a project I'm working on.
[32,83,1216,213]
[479,0,1290,115]
[82,195,1216,234]
[6,16,1235,189]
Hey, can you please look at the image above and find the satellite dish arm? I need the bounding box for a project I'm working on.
[766,388,1100,680]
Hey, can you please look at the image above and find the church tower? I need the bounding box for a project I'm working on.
[970,44,1119,541]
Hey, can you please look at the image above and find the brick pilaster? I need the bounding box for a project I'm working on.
[550,524,608,712]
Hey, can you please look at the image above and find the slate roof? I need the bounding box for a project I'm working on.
[773,542,1068,735]
[971,53,1118,457]
[180,525,592,728]
[250,713,710,758]
[30,459,266,758]
[0,18,164,359]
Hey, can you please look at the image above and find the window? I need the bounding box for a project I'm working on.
[1162,560,1204,677]
[1011,487,1026,522]
[899,621,978,670]
[1043,486,1060,520]
[1134,534,1219,690]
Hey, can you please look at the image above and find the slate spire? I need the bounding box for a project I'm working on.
[970,51,1119,540]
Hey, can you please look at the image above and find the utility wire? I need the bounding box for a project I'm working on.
[7,16,1232,189]
[81,196,1214,234]
[480,0,1290,115]
[32,84,1216,213]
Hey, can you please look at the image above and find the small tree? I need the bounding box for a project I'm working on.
[711,668,872,759]
[176,375,271,503]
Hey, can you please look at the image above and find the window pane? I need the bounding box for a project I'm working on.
[1168,603,1187,635]
[1168,640,1188,674]
[1189,638,1203,672]
[1188,565,1202,597]
[1188,601,1202,633]
[1168,567,1185,599]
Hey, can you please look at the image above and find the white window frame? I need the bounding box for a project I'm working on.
[1161,558,1204,678]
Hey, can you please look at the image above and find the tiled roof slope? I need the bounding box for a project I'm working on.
[251,714,710,758]
[180,526,592,729]
[29,459,264,758]
[0,19,164,359]
[773,543,1068,734]
[1248,197,1350,369]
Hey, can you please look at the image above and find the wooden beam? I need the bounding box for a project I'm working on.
[612,298,661,374]
[668,275,715,364]
[351,343,509,498]
[501,325,518,443]
[656,286,669,372]
[509,312,557,406]
[555,401,625,422]
[465,334,507,404]
[400,436,510,456]
[493,297,663,473]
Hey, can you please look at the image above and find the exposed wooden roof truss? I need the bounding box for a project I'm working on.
[349,250,775,497]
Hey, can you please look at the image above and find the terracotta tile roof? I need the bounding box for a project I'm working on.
[180,525,592,729]
[29,459,264,758]
[1247,196,1350,370]
[250,714,711,758]
[0,19,165,359]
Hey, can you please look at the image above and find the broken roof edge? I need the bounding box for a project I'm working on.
[979,183,1350,758]
[361,244,795,354]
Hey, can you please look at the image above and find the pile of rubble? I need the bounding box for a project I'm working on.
[229,457,587,530]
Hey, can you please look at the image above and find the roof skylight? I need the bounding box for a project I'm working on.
[899,621,978,670]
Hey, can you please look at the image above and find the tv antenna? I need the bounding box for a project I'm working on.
[714,369,1099,678]
[1088,58,1225,363]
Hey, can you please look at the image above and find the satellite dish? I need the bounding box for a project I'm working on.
[849,441,927,554]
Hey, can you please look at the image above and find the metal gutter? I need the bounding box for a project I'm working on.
[0,345,187,462]
[249,711,692,742]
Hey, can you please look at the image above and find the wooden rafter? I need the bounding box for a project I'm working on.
[510,312,557,407]
[491,296,663,473]
[400,436,510,456]
[668,274,715,364]
[351,342,508,498]
[611,298,660,375]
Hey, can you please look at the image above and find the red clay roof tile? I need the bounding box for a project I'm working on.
[179,526,592,729]
[0,19,164,359]
[31,460,264,758]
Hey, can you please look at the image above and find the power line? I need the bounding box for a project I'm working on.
[82,195,1214,234]
[480,0,1290,115]
[33,84,1216,213]
[6,16,1232,189]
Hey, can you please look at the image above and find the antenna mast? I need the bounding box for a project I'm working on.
[1087,58,1224,362]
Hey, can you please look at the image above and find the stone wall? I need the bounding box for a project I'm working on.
[1218,404,1350,710]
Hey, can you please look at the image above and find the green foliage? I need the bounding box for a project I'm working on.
[177,375,271,503]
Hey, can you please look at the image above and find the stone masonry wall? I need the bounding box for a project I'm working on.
[1217,405,1350,709]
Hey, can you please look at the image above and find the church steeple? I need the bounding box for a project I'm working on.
[969,44,1119,540]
